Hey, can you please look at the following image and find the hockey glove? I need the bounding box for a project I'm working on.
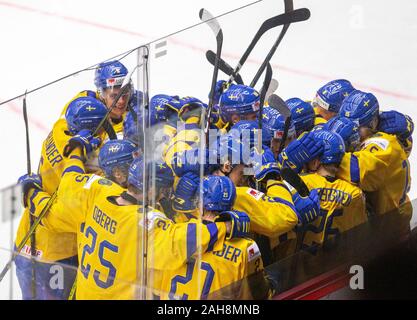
[63,129,101,157]
[278,132,324,173]
[292,189,320,226]
[172,172,200,212]
[378,111,414,141]
[215,210,250,240]
[17,173,42,208]
[251,146,281,182]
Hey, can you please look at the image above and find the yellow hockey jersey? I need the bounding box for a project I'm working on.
[300,173,367,251]
[163,116,202,172]
[233,181,299,238]
[28,171,228,300]
[337,132,411,218]
[15,118,79,262]
[154,233,266,300]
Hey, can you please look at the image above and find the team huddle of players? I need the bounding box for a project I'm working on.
[15,59,414,300]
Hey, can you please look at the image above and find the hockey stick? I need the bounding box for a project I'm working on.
[257,63,273,152]
[268,94,292,156]
[227,7,311,87]
[250,2,311,87]
[265,79,279,102]
[22,91,37,299]
[282,166,310,287]
[206,50,244,84]
[199,8,223,144]
[0,71,135,283]
[206,49,279,96]
[280,168,309,197]
[253,64,274,266]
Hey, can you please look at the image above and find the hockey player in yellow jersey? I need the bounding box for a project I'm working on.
[170,133,321,265]
[299,130,367,252]
[14,96,107,300]
[337,90,412,222]
[280,90,412,232]
[311,79,355,123]
[155,175,270,300]
[377,110,414,158]
[18,139,250,299]
[59,60,141,137]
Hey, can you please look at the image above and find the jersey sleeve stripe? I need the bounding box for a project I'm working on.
[206,223,218,252]
[38,196,49,205]
[270,197,297,213]
[69,155,84,161]
[350,154,360,184]
[186,223,197,260]
[62,165,85,176]
[29,189,40,214]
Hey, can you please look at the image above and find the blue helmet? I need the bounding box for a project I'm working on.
[94,60,129,94]
[262,106,296,141]
[324,116,360,151]
[178,96,207,121]
[149,94,181,126]
[314,79,355,113]
[219,84,260,122]
[65,96,108,135]
[203,175,236,212]
[312,130,346,164]
[339,90,379,128]
[123,105,148,147]
[98,139,137,177]
[217,133,251,167]
[286,97,315,136]
[231,120,271,148]
[128,157,175,191]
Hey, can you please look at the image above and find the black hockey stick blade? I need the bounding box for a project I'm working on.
[200,8,224,141]
[250,7,311,87]
[228,7,310,85]
[268,94,290,118]
[206,50,244,84]
[268,94,291,155]
[22,90,31,173]
[280,167,310,197]
[23,90,37,298]
[257,63,273,151]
